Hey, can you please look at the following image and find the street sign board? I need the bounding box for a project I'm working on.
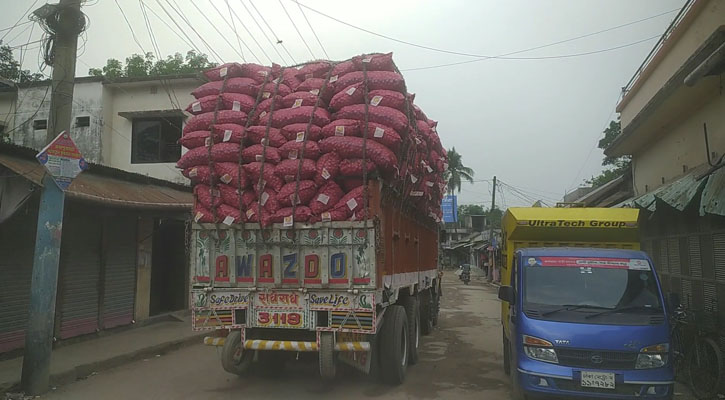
[441,195,458,223]
[36,131,87,190]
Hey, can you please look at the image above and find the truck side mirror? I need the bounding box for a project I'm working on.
[668,292,681,310]
[498,286,515,305]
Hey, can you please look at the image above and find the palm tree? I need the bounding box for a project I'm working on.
[443,147,474,194]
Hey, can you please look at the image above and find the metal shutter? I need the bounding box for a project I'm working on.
[688,236,703,279]
[101,217,137,329]
[714,233,725,283]
[667,238,680,275]
[659,239,670,275]
[0,209,36,352]
[58,216,101,339]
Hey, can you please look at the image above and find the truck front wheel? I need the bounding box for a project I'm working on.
[221,330,253,376]
[379,305,409,384]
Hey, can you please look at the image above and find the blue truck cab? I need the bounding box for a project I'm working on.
[499,247,674,399]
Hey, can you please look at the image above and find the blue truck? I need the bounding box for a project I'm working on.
[499,208,674,399]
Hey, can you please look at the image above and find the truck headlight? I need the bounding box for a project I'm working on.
[523,335,558,364]
[636,343,669,369]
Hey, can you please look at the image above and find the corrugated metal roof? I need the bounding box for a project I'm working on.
[655,171,706,211]
[0,154,192,210]
[700,166,725,216]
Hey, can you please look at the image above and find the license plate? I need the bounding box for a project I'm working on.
[581,371,615,389]
[255,310,306,329]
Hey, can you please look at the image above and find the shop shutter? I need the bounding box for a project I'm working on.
[0,209,36,353]
[714,233,725,283]
[681,278,693,307]
[58,217,101,339]
[667,238,680,275]
[659,239,670,275]
[688,236,703,279]
[101,217,137,329]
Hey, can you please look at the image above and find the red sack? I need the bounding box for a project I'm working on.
[280,123,322,142]
[329,83,364,111]
[277,180,317,207]
[330,60,356,79]
[203,63,244,81]
[241,144,282,164]
[242,162,283,191]
[296,78,334,101]
[185,95,221,115]
[352,52,395,72]
[210,124,245,144]
[194,184,223,209]
[413,103,428,121]
[250,95,284,122]
[257,82,292,98]
[179,130,210,149]
[340,178,364,192]
[176,143,240,169]
[193,204,216,223]
[258,188,281,214]
[217,204,244,225]
[259,106,331,128]
[318,137,398,172]
[277,67,302,91]
[214,162,249,188]
[241,63,273,83]
[333,71,405,94]
[192,78,258,98]
[245,202,273,227]
[271,206,312,223]
[281,91,326,109]
[321,119,361,138]
[332,185,365,214]
[184,111,248,134]
[309,181,344,215]
[275,159,316,182]
[245,126,286,148]
[333,104,408,133]
[309,208,350,223]
[339,159,376,176]
[218,184,242,208]
[314,152,341,185]
[362,122,403,152]
[368,89,407,111]
[279,140,321,160]
[296,62,332,80]
[182,165,213,185]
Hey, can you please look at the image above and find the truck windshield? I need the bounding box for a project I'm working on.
[523,258,662,317]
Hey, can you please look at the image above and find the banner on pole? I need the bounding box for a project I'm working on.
[36,131,87,190]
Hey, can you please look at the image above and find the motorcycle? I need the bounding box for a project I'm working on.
[458,266,471,285]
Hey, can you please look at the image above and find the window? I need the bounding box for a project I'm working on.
[75,116,90,127]
[33,119,47,130]
[131,117,182,164]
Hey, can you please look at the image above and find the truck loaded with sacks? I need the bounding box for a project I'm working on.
[184,53,446,384]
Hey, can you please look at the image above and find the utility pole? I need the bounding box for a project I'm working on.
[21,0,83,395]
[487,176,497,282]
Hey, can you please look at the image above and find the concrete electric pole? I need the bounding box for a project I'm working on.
[21,0,84,395]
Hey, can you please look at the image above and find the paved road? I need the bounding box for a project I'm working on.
[42,272,511,400]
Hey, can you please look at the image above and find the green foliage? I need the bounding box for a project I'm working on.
[587,119,631,188]
[443,147,475,194]
[486,207,503,228]
[458,204,486,218]
[88,50,217,78]
[0,45,44,83]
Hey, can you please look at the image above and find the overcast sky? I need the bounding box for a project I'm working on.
[1,0,685,208]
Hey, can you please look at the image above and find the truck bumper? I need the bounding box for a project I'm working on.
[516,360,674,399]
[203,336,370,352]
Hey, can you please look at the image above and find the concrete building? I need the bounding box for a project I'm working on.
[607,0,725,361]
[0,74,200,354]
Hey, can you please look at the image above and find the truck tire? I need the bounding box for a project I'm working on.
[510,347,527,400]
[379,305,408,384]
[401,296,420,365]
[419,290,433,335]
[221,330,253,376]
[319,332,337,380]
[503,330,510,376]
[431,289,440,327]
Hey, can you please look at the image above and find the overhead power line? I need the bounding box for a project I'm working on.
[227,0,245,62]
[207,0,259,63]
[115,0,148,53]
[188,0,246,61]
[166,0,225,63]
[0,0,39,43]
[153,0,204,55]
[294,0,329,59]
[278,0,316,59]
[249,0,297,64]
[295,1,678,59]
[0,20,33,34]
[240,0,289,65]
[223,0,274,64]
[140,1,196,50]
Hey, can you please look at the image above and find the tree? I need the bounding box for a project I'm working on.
[88,50,216,78]
[586,119,631,187]
[443,147,475,194]
[485,207,503,228]
[0,45,44,83]
[458,204,486,219]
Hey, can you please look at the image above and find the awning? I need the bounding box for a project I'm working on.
[0,153,192,210]
[700,166,725,216]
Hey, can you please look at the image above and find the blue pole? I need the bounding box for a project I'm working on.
[20,175,66,395]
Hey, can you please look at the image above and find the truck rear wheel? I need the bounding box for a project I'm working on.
[419,290,433,335]
[379,305,408,384]
[431,289,440,327]
[319,332,337,380]
[401,296,420,365]
[221,330,253,376]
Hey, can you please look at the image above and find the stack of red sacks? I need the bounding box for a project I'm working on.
[177,53,447,227]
